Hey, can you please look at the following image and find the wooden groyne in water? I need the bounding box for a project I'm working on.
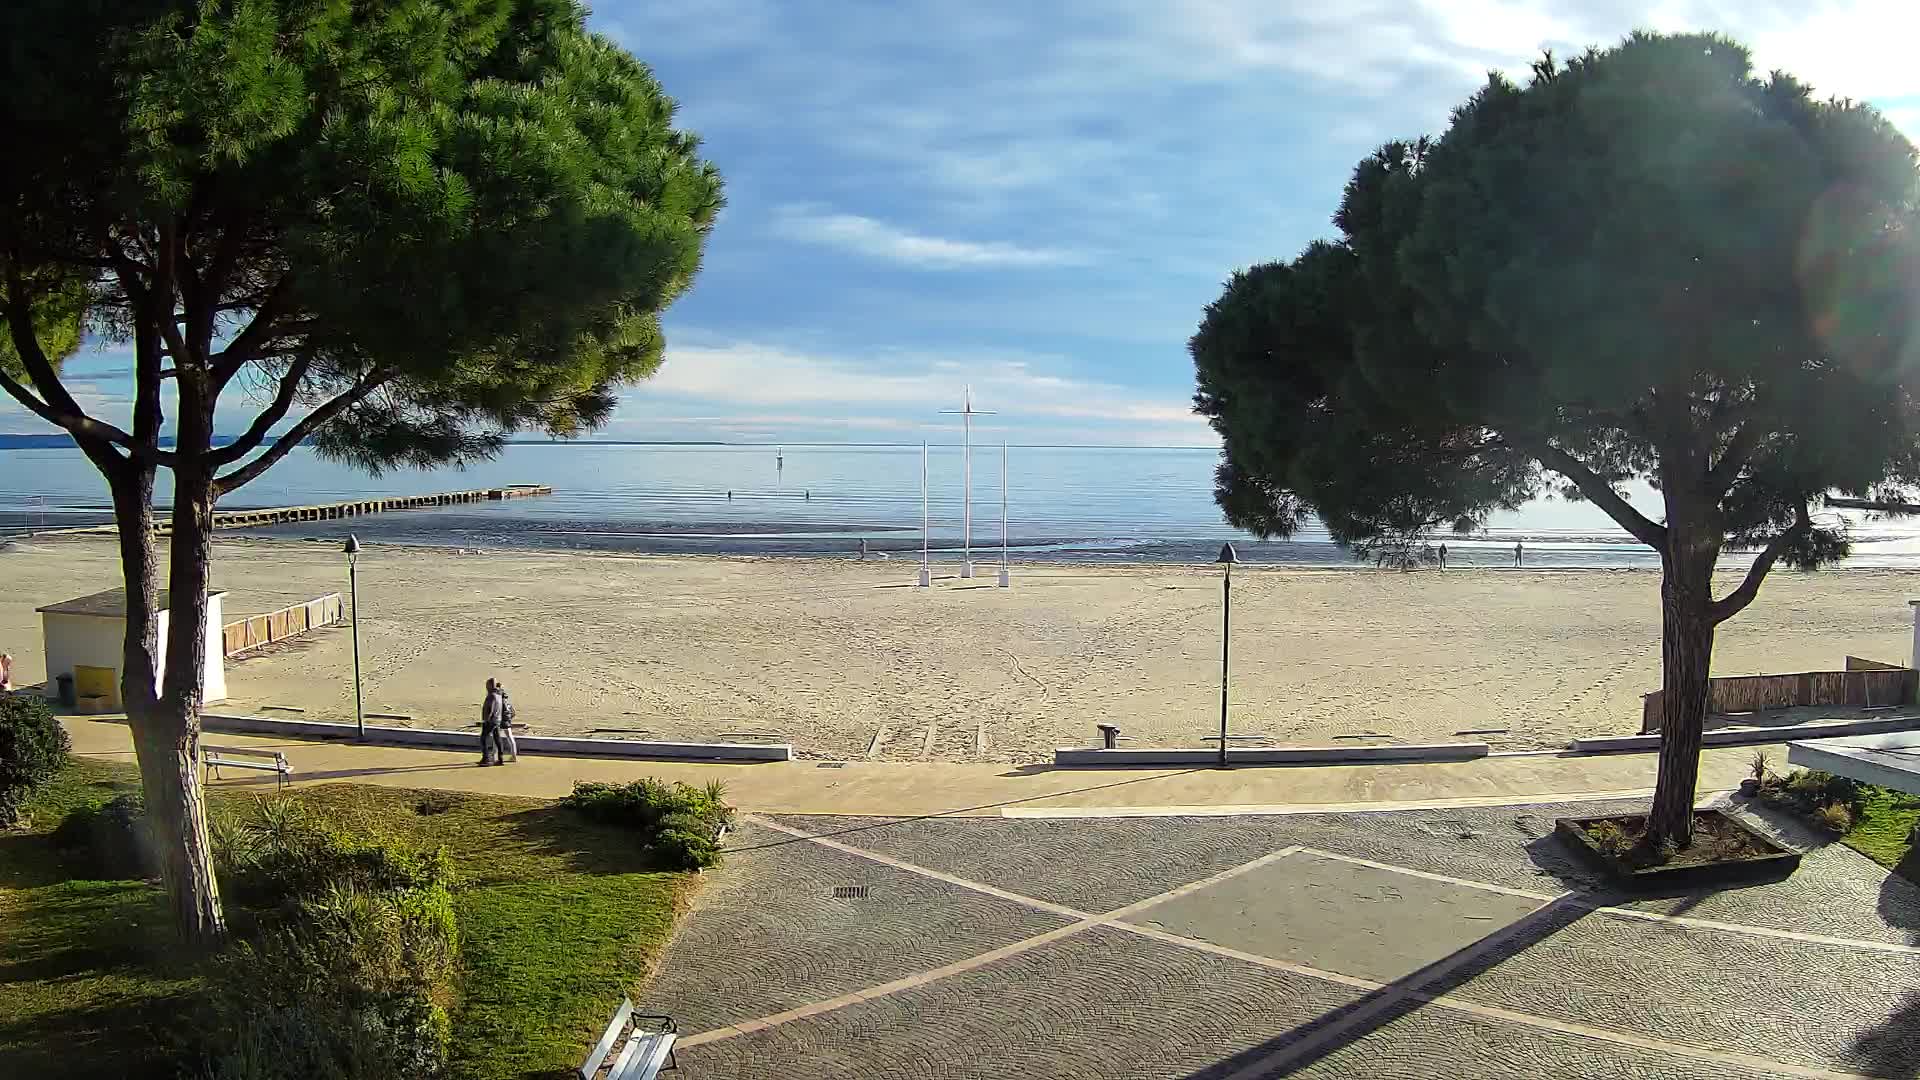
[206,484,552,531]
[42,484,551,538]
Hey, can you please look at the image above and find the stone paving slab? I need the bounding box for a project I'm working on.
[767,813,1294,911]
[642,820,1073,1032]
[673,926,1367,1080]
[1132,851,1544,984]
[1440,902,1920,1071]
[1252,1002,1797,1080]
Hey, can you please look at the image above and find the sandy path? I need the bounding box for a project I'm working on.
[2,535,1914,761]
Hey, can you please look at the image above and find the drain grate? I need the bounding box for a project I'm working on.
[833,885,870,899]
[817,761,848,769]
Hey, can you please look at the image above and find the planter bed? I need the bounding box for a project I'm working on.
[1556,809,1801,887]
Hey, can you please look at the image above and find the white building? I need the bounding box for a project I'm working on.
[36,589,228,707]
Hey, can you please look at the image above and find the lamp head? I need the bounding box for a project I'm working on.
[343,534,362,557]
[1216,542,1239,565]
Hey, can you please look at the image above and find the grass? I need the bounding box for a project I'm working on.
[1842,784,1920,876]
[0,758,696,1080]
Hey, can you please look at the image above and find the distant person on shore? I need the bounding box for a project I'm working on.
[1438,544,1448,570]
[858,538,869,560]
[1514,542,1523,567]
[726,490,732,501]
[479,678,505,765]
[497,681,519,763]
[0,653,13,692]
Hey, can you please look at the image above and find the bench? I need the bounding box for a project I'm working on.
[580,997,676,1080]
[201,744,293,792]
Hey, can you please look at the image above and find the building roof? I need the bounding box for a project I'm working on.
[36,588,227,618]
[1787,731,1920,796]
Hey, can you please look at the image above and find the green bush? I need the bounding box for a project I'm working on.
[1583,820,1635,858]
[51,792,154,878]
[1816,802,1855,834]
[562,778,733,870]
[0,692,70,827]
[191,800,460,1079]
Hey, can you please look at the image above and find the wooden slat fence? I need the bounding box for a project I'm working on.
[222,593,343,657]
[1641,659,1916,733]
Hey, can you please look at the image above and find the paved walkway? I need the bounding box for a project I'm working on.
[65,717,1920,1075]
[645,801,1920,1079]
[69,715,1767,817]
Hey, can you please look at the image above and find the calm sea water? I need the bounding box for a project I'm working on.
[6,442,1920,568]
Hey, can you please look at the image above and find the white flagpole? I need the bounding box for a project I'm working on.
[998,441,1010,588]
[962,387,974,578]
[918,441,931,587]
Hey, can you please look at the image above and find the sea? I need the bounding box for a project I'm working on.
[6,442,1920,569]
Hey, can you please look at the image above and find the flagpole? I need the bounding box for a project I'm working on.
[918,441,931,587]
[998,441,1010,588]
[962,387,974,578]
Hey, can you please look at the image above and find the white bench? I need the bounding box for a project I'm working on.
[201,744,293,792]
[580,997,676,1080]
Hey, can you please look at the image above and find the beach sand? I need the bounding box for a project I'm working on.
[3,534,1915,761]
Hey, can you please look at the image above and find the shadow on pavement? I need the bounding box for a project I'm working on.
[1847,855,1920,1076]
[1182,896,1593,1078]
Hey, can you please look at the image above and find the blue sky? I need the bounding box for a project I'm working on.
[10,1,1920,446]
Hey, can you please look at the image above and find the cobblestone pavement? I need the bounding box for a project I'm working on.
[641,799,1920,1079]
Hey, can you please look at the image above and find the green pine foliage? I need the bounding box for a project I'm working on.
[1193,31,1920,841]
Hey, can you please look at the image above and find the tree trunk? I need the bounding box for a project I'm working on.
[1648,550,1718,846]
[148,383,227,941]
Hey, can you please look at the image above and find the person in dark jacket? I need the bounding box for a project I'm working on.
[496,682,518,763]
[479,678,505,765]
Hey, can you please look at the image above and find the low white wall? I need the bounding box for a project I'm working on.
[1053,742,1492,767]
[199,712,792,762]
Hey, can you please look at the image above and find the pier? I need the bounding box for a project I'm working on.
[203,484,552,531]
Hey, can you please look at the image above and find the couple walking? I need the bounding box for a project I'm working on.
[479,677,518,765]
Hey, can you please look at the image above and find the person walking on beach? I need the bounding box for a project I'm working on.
[479,678,505,765]
[1513,541,1524,567]
[1437,543,1448,571]
[0,653,13,692]
[858,538,868,561]
[496,681,519,763]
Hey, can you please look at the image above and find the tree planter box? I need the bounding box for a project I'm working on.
[1555,809,1801,888]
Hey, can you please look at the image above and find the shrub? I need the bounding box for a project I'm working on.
[563,778,734,870]
[1583,820,1635,858]
[194,809,460,1080]
[0,692,70,827]
[1749,750,1770,782]
[1816,802,1855,834]
[51,792,155,878]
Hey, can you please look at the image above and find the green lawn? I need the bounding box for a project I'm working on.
[1843,783,1920,876]
[0,758,695,1080]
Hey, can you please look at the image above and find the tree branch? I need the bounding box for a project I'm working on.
[210,276,293,388]
[1516,438,1668,548]
[1710,501,1810,624]
[210,353,313,466]
[214,372,389,494]
[1,267,153,459]
[1706,424,1762,490]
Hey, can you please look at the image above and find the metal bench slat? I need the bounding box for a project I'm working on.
[604,1035,642,1080]
[580,997,633,1079]
[612,1033,675,1080]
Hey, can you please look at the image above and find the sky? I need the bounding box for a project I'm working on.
[10,1,1920,447]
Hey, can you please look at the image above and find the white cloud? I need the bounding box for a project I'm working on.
[770,205,1087,268]
[628,334,1214,442]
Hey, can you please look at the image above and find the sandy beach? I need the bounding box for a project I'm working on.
[3,534,1916,761]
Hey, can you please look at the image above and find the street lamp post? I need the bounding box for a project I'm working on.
[344,534,364,741]
[1216,542,1238,768]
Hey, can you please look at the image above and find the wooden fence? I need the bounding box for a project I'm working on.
[222,593,343,657]
[1640,657,1916,733]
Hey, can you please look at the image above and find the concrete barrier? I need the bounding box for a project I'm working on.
[1572,714,1920,754]
[198,712,790,762]
[1052,742,1491,767]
